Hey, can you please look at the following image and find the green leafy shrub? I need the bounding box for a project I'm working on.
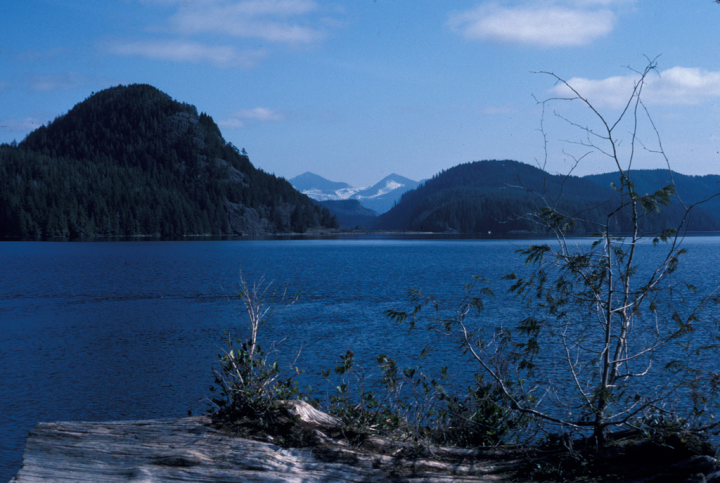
[321,347,521,447]
[209,271,305,432]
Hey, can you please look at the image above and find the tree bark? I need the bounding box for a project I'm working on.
[11,411,520,482]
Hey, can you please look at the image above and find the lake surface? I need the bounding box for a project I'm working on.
[2,236,719,481]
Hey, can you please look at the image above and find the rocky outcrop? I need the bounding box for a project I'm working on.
[162,111,202,146]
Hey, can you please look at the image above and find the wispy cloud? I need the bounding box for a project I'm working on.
[16,47,66,62]
[110,0,330,67]
[218,107,285,128]
[448,1,619,47]
[29,72,89,91]
[168,0,324,43]
[108,40,266,67]
[550,66,720,107]
[234,107,285,121]
[0,117,47,133]
[217,118,246,129]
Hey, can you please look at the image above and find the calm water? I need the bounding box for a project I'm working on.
[1,236,719,481]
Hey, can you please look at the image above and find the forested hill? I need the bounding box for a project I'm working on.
[372,160,720,234]
[585,170,720,217]
[0,84,337,238]
[319,199,378,229]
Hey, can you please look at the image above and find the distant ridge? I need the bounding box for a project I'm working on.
[319,199,378,229]
[288,172,362,202]
[289,172,353,193]
[585,170,720,217]
[372,160,720,234]
[351,174,421,214]
[0,84,337,238]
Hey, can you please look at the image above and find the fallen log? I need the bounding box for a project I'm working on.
[11,401,720,482]
[10,413,518,482]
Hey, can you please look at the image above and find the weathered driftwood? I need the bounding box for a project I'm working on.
[11,401,520,483]
[278,399,342,431]
[12,401,720,482]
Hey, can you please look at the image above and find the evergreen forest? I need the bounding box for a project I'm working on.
[373,160,720,234]
[0,84,337,239]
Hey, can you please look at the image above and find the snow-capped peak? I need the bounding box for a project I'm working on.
[289,172,419,214]
[355,180,404,199]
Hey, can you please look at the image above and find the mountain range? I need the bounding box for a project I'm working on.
[289,172,421,214]
[2,84,719,240]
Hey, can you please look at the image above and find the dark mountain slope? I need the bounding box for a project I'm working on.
[319,199,378,229]
[373,160,720,234]
[1,84,336,238]
[585,170,720,218]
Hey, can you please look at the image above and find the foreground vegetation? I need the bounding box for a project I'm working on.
[208,270,719,481]
[209,62,720,481]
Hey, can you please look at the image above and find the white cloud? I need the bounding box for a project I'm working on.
[550,66,720,107]
[448,2,615,47]
[0,117,47,132]
[108,40,266,67]
[168,0,324,43]
[110,0,330,67]
[233,107,284,121]
[217,118,245,129]
[219,107,285,128]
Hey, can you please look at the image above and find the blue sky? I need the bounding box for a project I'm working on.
[2,1,720,186]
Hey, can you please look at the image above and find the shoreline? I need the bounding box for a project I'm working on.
[4,229,720,242]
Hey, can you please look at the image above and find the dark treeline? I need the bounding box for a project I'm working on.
[319,199,378,229]
[0,84,337,238]
[374,160,720,234]
[586,169,720,217]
